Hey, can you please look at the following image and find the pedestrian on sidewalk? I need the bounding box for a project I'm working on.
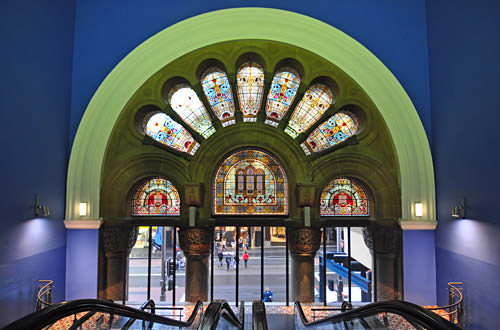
[242,251,249,268]
[218,250,224,267]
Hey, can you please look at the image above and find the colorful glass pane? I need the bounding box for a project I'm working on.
[132,178,180,216]
[168,85,216,138]
[201,68,235,126]
[236,62,265,122]
[214,149,287,215]
[285,84,334,138]
[265,67,301,126]
[145,112,199,155]
[302,111,359,154]
[320,178,369,216]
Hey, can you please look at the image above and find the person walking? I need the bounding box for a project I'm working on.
[242,251,249,268]
[225,253,232,271]
[218,250,224,267]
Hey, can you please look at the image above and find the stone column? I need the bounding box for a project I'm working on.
[178,227,211,302]
[99,225,138,301]
[363,221,403,301]
[288,227,321,302]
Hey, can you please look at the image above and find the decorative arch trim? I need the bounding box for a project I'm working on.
[66,7,435,225]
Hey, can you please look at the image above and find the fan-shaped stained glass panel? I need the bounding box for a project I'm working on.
[145,112,199,155]
[214,149,287,215]
[301,111,359,154]
[132,178,180,216]
[236,62,265,122]
[320,178,369,216]
[265,67,301,126]
[201,68,236,126]
[168,85,216,138]
[285,84,334,138]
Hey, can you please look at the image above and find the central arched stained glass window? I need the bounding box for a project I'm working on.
[320,178,369,216]
[132,178,180,216]
[214,149,288,215]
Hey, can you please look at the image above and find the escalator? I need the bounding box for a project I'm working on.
[294,300,462,330]
[2,298,460,329]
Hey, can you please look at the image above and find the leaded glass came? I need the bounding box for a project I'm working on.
[132,178,180,216]
[168,84,216,138]
[320,178,369,216]
[236,62,265,122]
[285,84,334,138]
[214,149,288,215]
[201,68,236,126]
[300,111,359,155]
[145,112,199,155]
[264,67,301,126]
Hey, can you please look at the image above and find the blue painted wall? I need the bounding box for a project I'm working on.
[403,230,437,305]
[427,0,500,329]
[0,0,75,326]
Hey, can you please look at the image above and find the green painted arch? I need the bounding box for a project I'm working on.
[66,7,435,223]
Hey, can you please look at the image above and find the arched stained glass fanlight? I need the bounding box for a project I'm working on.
[168,84,216,138]
[236,62,265,122]
[214,149,288,215]
[285,84,334,138]
[132,178,180,216]
[145,112,199,155]
[320,178,369,216]
[264,67,301,126]
[201,68,236,127]
[300,111,359,155]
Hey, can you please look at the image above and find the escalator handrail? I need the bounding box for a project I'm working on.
[198,300,243,330]
[2,299,203,330]
[122,299,157,330]
[252,300,268,330]
[295,300,462,330]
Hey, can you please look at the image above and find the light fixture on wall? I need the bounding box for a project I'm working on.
[452,198,465,219]
[79,202,88,217]
[414,202,423,217]
[35,195,50,217]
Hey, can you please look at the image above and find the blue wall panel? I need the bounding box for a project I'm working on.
[403,230,436,305]
[0,0,75,325]
[66,229,99,301]
[427,1,500,329]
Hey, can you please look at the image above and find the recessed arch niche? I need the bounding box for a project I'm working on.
[66,8,435,226]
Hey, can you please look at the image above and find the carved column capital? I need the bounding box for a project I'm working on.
[288,227,321,256]
[362,221,401,254]
[178,227,211,256]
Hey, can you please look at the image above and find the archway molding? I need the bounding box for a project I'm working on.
[66,8,435,226]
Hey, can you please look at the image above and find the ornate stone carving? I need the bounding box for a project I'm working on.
[296,183,316,207]
[288,228,321,255]
[102,225,137,254]
[362,222,401,254]
[178,227,211,255]
[185,183,204,207]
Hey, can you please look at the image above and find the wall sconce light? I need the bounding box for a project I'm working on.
[452,198,465,219]
[414,202,423,217]
[79,202,88,217]
[35,195,50,217]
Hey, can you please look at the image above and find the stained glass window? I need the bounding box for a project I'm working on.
[145,112,199,155]
[285,84,334,138]
[236,62,265,122]
[214,149,287,215]
[201,68,236,126]
[168,84,216,138]
[300,111,359,155]
[132,178,180,216]
[264,67,301,126]
[320,178,369,216]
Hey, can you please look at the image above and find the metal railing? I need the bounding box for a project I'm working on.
[426,282,464,327]
[36,280,54,311]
